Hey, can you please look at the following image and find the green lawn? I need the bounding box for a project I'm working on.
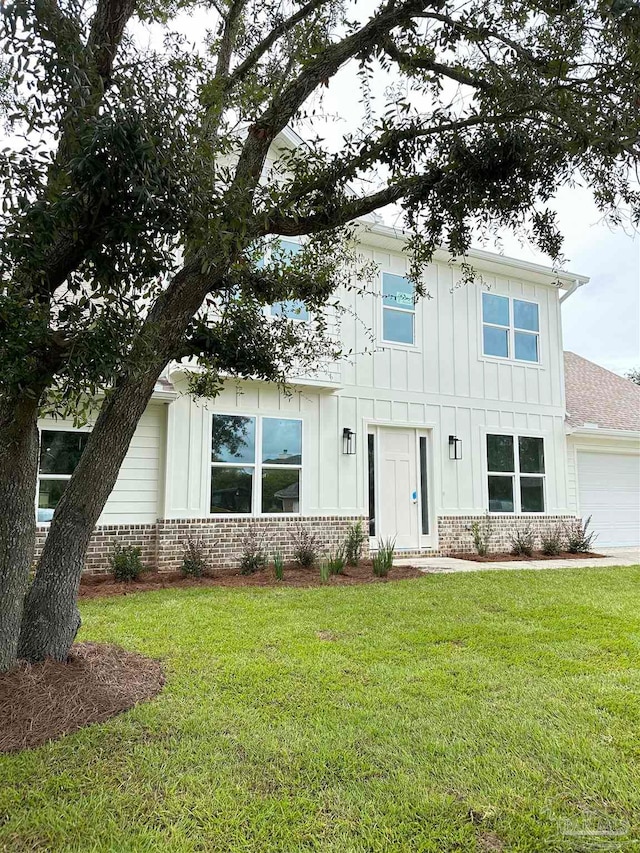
[1,567,639,852]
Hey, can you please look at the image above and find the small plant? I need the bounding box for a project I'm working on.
[565,516,597,554]
[344,520,366,566]
[181,535,207,577]
[109,543,143,582]
[319,561,331,584]
[240,524,269,574]
[273,552,284,581]
[372,537,395,577]
[292,525,320,568]
[327,546,346,575]
[469,512,492,556]
[541,527,563,556]
[510,524,535,557]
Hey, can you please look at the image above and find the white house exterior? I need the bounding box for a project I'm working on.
[37,218,626,572]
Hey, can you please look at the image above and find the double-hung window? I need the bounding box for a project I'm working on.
[486,434,545,513]
[210,414,302,515]
[266,239,309,321]
[37,430,89,522]
[382,272,415,345]
[482,293,540,362]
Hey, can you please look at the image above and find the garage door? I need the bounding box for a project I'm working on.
[577,451,640,547]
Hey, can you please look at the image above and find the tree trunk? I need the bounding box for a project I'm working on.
[0,396,40,672]
[17,368,164,661]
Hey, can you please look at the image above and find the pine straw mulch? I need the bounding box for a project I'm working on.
[79,561,426,598]
[449,551,605,562]
[0,643,165,754]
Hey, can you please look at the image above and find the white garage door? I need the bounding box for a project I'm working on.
[577,451,640,547]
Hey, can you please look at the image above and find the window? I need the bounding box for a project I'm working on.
[486,434,545,513]
[382,273,415,345]
[482,293,539,362]
[37,430,89,522]
[419,436,429,535]
[210,414,302,514]
[266,239,309,321]
[367,433,376,536]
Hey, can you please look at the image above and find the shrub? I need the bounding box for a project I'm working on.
[372,537,395,577]
[344,520,366,566]
[565,516,598,553]
[182,535,207,577]
[510,524,535,557]
[327,546,346,575]
[109,543,143,582]
[240,524,269,574]
[273,552,284,581]
[469,512,492,556]
[541,527,563,556]
[319,561,331,584]
[292,525,320,568]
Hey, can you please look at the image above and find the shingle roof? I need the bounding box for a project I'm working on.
[564,351,640,432]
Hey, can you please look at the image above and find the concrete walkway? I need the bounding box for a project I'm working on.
[394,546,640,573]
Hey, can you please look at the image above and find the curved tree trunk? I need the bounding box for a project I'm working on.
[0,396,40,672]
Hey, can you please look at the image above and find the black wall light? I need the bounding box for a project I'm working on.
[448,435,462,460]
[342,428,356,455]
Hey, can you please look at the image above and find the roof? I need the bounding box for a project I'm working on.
[564,351,640,432]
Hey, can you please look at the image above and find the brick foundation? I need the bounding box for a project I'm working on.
[437,514,578,555]
[35,516,368,575]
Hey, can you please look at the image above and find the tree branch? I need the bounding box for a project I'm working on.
[87,0,138,85]
[380,35,491,90]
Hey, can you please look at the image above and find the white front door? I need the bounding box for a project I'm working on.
[378,427,420,549]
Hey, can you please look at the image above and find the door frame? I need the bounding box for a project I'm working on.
[364,419,438,551]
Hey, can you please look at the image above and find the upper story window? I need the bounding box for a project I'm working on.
[264,239,309,321]
[482,293,539,363]
[382,273,415,345]
[210,414,302,515]
[38,430,89,523]
[486,433,545,513]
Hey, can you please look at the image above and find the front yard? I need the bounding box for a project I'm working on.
[1,566,639,852]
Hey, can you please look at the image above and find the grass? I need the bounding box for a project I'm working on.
[1,566,640,852]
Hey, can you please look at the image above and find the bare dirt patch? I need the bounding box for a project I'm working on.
[78,561,425,598]
[450,551,605,563]
[0,643,164,753]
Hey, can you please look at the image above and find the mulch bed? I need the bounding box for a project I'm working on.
[449,551,606,562]
[79,561,425,598]
[0,643,164,754]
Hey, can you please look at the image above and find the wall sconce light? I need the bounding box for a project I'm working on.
[448,435,462,461]
[342,428,356,455]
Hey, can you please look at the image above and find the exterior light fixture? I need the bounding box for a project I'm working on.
[448,435,462,461]
[342,428,356,455]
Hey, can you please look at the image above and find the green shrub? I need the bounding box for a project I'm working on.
[109,543,143,582]
[319,561,331,584]
[565,516,597,553]
[541,528,563,556]
[510,525,535,557]
[240,524,269,574]
[470,512,492,556]
[273,552,284,581]
[292,525,320,568]
[182,535,207,577]
[344,520,366,566]
[327,547,346,575]
[372,537,395,577]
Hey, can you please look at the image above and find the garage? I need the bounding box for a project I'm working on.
[577,450,640,547]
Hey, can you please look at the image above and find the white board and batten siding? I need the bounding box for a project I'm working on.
[38,403,167,526]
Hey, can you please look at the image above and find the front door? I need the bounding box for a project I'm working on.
[378,427,420,549]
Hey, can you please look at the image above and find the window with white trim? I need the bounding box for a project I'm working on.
[210,414,302,514]
[486,434,545,513]
[382,272,415,344]
[37,430,89,523]
[482,292,539,362]
[261,239,309,321]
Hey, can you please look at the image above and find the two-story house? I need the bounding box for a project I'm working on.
[40,212,632,571]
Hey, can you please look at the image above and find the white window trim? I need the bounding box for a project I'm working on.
[262,237,311,323]
[481,292,541,364]
[380,271,418,348]
[36,425,91,525]
[485,431,547,514]
[208,412,303,517]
